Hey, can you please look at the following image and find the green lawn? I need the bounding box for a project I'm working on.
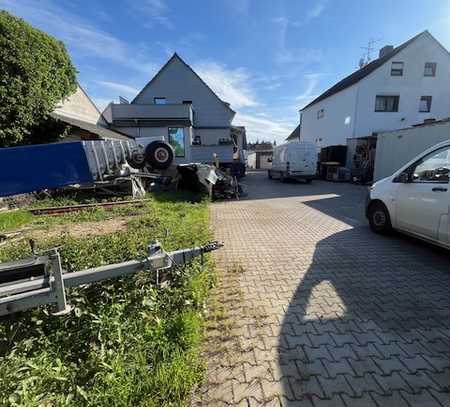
[0,193,214,406]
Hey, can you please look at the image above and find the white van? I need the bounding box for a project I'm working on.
[268,141,317,183]
[367,139,450,248]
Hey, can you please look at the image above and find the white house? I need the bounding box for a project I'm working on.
[299,31,450,147]
[102,53,246,171]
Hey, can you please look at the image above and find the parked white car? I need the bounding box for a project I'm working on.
[268,141,317,183]
[367,139,450,248]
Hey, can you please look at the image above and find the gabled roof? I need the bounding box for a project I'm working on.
[286,124,300,141]
[131,53,236,114]
[301,31,442,111]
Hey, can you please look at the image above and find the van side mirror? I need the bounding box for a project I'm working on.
[395,172,410,183]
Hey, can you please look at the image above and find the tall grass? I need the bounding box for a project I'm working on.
[0,194,213,406]
[0,210,32,232]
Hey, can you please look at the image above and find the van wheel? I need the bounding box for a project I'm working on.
[268,171,272,179]
[305,179,312,184]
[368,201,392,234]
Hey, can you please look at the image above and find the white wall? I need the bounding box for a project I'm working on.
[301,32,450,147]
[355,33,450,136]
[54,85,106,125]
[133,56,235,127]
[301,84,358,147]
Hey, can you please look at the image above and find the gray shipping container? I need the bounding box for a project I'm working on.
[374,121,450,181]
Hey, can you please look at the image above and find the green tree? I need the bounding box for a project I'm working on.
[0,11,77,147]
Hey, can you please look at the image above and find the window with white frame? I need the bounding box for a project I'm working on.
[424,62,437,77]
[391,61,404,76]
[419,96,432,113]
[375,95,399,112]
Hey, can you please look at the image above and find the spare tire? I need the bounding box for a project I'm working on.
[145,141,174,170]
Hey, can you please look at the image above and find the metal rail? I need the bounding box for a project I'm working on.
[0,240,222,317]
[29,199,151,215]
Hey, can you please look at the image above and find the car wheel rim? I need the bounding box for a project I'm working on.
[373,210,386,227]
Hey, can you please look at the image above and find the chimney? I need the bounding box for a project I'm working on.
[379,45,394,58]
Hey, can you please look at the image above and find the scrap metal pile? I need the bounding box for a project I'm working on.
[176,163,242,199]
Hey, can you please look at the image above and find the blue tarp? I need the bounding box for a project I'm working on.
[0,142,94,197]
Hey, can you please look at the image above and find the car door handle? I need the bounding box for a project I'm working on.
[432,187,448,192]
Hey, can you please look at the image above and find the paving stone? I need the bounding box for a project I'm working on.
[340,392,379,407]
[345,373,384,397]
[317,374,354,398]
[200,174,450,406]
[400,390,445,407]
[371,390,411,407]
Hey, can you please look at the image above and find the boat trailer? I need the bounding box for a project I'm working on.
[0,240,223,317]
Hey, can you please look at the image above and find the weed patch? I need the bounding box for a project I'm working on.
[0,194,214,406]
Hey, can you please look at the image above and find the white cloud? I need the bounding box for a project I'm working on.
[94,81,139,96]
[134,0,174,29]
[306,3,326,20]
[194,62,258,109]
[0,0,157,73]
[296,73,321,107]
[234,112,296,144]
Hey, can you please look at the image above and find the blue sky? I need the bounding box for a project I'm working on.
[2,0,450,143]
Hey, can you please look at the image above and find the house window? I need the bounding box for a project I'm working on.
[375,95,399,112]
[424,62,437,77]
[419,96,432,112]
[317,108,324,119]
[168,127,185,157]
[154,97,167,104]
[391,61,404,76]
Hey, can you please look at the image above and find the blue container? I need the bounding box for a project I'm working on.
[0,142,94,197]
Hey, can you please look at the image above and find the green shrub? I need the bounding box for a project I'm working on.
[0,11,77,146]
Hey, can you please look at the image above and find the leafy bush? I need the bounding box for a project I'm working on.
[0,11,77,146]
[0,195,214,406]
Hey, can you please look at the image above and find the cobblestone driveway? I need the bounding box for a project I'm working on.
[198,171,450,406]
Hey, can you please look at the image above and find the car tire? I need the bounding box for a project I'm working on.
[280,173,286,183]
[268,170,272,179]
[305,178,312,184]
[145,141,174,170]
[368,201,392,234]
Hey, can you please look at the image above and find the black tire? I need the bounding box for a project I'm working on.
[280,173,286,183]
[127,148,146,169]
[368,201,392,234]
[305,178,312,184]
[268,170,272,179]
[145,141,174,170]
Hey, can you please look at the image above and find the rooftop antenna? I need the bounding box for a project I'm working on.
[357,38,378,69]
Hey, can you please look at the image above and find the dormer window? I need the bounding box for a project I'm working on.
[391,61,404,76]
[424,62,436,77]
[154,97,167,104]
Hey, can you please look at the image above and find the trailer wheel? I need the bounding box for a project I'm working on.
[128,148,146,169]
[145,141,174,170]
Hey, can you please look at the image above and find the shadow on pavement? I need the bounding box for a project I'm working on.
[277,193,450,404]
